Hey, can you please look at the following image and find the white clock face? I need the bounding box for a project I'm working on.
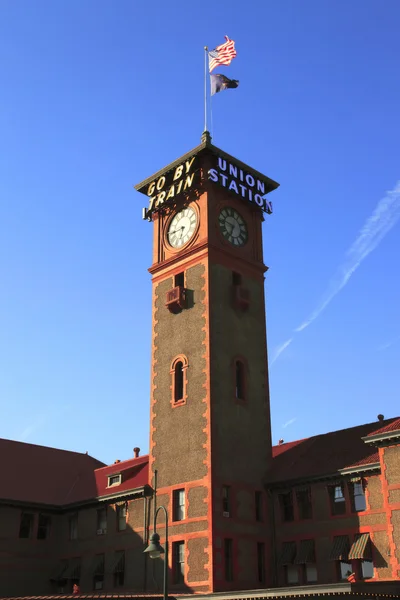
[219,208,248,246]
[167,207,197,248]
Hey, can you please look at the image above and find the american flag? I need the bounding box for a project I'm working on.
[208,36,237,73]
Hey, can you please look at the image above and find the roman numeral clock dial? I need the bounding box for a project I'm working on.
[218,208,248,246]
[167,206,197,248]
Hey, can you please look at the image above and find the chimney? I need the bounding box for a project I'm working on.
[377,414,384,422]
[278,438,284,445]
[133,447,140,458]
[114,459,121,464]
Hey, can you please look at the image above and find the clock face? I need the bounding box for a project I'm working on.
[218,208,248,246]
[167,206,197,248]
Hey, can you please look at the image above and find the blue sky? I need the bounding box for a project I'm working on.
[0,0,399,464]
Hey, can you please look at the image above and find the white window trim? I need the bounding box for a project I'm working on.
[108,474,122,487]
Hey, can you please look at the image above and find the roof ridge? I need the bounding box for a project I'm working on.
[95,454,149,472]
[272,417,399,447]
[0,437,104,463]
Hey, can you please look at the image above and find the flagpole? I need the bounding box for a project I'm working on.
[204,46,208,132]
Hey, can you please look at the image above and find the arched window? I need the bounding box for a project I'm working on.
[235,360,245,401]
[174,361,184,402]
[170,355,188,406]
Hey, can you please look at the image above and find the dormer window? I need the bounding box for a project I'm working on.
[108,474,122,487]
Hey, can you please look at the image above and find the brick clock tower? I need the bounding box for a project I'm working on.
[135,132,279,593]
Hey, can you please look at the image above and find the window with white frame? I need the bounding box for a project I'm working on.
[351,481,366,512]
[173,489,185,521]
[108,474,122,487]
[116,504,127,531]
[173,541,185,583]
[329,484,346,515]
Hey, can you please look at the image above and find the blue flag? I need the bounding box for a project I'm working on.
[211,74,239,96]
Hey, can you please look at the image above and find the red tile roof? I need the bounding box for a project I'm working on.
[272,439,306,458]
[0,438,149,507]
[0,438,105,506]
[365,417,400,437]
[268,417,399,484]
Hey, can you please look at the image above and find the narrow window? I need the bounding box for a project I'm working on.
[174,362,184,402]
[175,272,185,287]
[235,361,245,400]
[69,514,78,540]
[19,513,34,539]
[232,271,242,286]
[97,507,107,533]
[173,489,185,521]
[296,487,312,519]
[173,541,185,583]
[257,542,265,584]
[285,565,299,584]
[350,481,366,512]
[117,504,127,531]
[329,484,346,516]
[37,514,51,540]
[93,554,105,590]
[222,485,231,515]
[279,491,294,522]
[255,491,263,522]
[113,550,125,587]
[224,538,233,581]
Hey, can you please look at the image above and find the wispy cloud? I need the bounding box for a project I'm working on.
[283,417,297,428]
[273,181,400,362]
[270,338,293,364]
[19,414,48,442]
[378,335,400,352]
[17,404,72,443]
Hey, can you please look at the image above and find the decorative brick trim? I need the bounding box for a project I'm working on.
[200,259,214,591]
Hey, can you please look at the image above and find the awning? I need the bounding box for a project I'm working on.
[64,558,81,580]
[329,535,350,560]
[348,533,371,560]
[295,539,315,564]
[49,561,68,582]
[113,551,125,573]
[277,541,296,566]
[93,554,105,575]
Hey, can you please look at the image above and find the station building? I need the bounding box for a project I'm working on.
[1,135,399,598]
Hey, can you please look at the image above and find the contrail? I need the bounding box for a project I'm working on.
[272,181,400,362]
[270,338,293,364]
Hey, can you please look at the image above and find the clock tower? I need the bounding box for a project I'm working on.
[135,132,279,593]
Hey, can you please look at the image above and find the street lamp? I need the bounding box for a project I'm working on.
[144,505,168,600]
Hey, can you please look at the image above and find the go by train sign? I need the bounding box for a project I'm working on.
[135,145,278,221]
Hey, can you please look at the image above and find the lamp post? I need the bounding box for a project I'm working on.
[144,505,168,600]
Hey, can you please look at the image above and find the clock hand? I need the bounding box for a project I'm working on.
[169,226,184,236]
